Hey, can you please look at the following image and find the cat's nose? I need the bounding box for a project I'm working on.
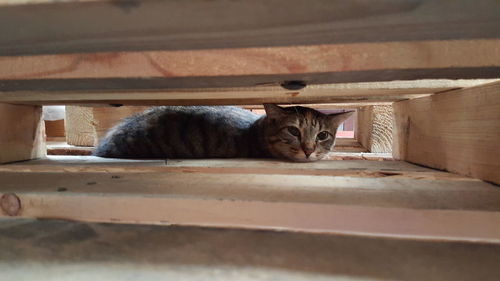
[302,147,315,158]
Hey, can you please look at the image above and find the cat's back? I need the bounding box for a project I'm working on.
[94,106,262,158]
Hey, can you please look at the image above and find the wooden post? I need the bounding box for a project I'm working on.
[65,106,149,146]
[357,105,394,153]
[393,82,500,184]
[0,103,45,163]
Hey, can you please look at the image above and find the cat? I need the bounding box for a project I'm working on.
[93,104,353,162]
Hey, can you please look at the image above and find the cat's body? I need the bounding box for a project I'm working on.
[94,105,353,162]
[94,106,269,159]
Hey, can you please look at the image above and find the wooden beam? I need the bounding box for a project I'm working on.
[1,219,499,281]
[0,0,499,55]
[65,106,96,146]
[393,81,500,184]
[8,194,500,243]
[0,103,45,163]
[65,105,149,146]
[357,105,394,153]
[1,40,499,81]
[46,142,92,156]
[0,80,496,106]
[0,157,499,242]
[356,106,373,151]
[2,156,454,179]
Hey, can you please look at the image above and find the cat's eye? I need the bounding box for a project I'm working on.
[316,131,330,141]
[287,126,301,137]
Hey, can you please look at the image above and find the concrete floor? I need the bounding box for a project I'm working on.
[1,219,499,281]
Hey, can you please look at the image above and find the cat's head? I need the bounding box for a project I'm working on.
[262,104,354,162]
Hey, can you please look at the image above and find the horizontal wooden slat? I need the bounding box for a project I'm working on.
[2,155,466,180]
[1,156,495,204]
[0,103,45,163]
[0,0,499,55]
[1,157,499,242]
[2,40,499,80]
[0,40,498,105]
[1,220,500,281]
[1,80,496,105]
[9,194,500,243]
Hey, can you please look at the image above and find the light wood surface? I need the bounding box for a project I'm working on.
[65,106,96,146]
[357,105,394,153]
[1,80,496,106]
[357,106,374,152]
[1,155,463,180]
[1,40,499,80]
[91,106,150,141]
[0,103,45,163]
[1,156,499,242]
[65,106,150,146]
[393,81,500,184]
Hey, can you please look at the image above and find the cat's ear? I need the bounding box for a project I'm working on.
[263,104,287,120]
[327,111,354,128]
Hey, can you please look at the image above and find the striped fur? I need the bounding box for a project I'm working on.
[93,105,353,162]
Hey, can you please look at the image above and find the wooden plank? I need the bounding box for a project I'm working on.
[65,106,149,146]
[357,106,373,151]
[326,152,393,161]
[46,142,92,156]
[393,81,500,184]
[9,194,500,243]
[65,105,96,146]
[0,162,499,242]
[0,103,45,163]
[44,120,65,138]
[0,0,499,55]
[0,155,479,181]
[1,40,499,81]
[2,220,500,281]
[0,80,496,106]
[370,106,394,153]
[357,105,394,153]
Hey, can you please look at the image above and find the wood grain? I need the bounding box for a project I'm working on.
[1,155,464,181]
[370,106,394,153]
[357,106,374,151]
[1,40,499,80]
[393,81,500,184]
[0,0,499,55]
[1,220,499,281]
[91,106,150,141]
[357,105,394,153]
[1,80,496,106]
[0,157,499,242]
[0,103,45,163]
[44,119,65,137]
[65,106,96,146]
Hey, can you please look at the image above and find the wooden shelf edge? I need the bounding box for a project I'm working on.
[1,193,500,244]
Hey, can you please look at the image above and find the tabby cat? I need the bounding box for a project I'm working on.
[93,104,353,162]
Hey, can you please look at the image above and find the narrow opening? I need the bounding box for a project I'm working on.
[43,105,391,160]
